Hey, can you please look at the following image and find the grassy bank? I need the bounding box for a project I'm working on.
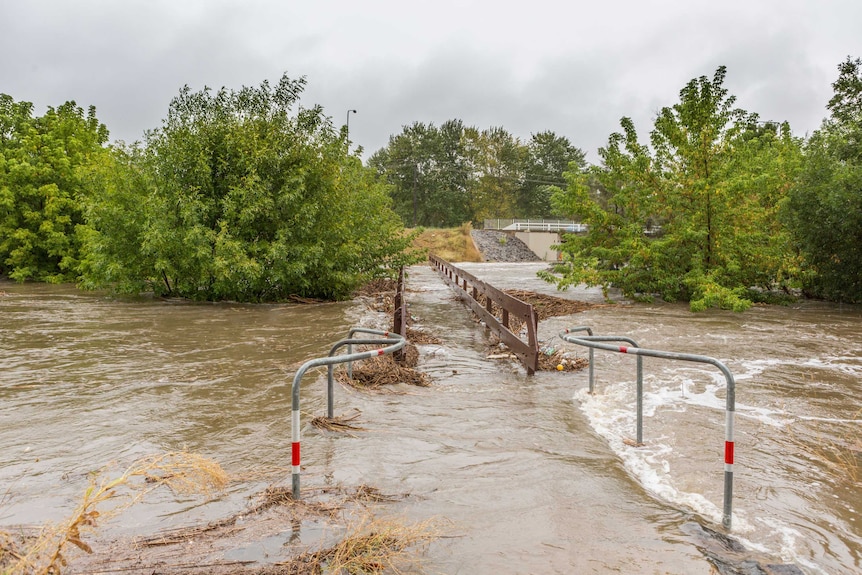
[410,223,483,263]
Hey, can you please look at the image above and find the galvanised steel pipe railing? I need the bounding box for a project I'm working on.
[560,327,737,530]
[291,328,405,499]
[332,327,406,416]
[562,327,644,445]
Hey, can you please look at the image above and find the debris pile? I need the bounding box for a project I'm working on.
[353,278,398,314]
[336,352,432,390]
[538,349,589,372]
[503,289,596,320]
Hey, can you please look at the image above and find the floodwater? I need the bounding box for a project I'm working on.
[1,263,860,574]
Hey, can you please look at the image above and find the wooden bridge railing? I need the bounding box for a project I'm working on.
[429,254,539,374]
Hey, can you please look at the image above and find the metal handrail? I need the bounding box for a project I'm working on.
[484,218,581,231]
[291,328,405,499]
[506,222,589,233]
[563,327,645,444]
[560,327,737,530]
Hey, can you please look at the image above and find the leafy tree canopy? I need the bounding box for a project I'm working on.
[783,57,862,303]
[368,120,473,227]
[79,74,419,301]
[0,95,109,282]
[546,67,803,311]
[369,121,584,226]
[519,131,587,218]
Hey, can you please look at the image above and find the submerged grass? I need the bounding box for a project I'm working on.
[788,406,862,487]
[1,451,227,575]
[316,514,439,575]
[795,426,862,485]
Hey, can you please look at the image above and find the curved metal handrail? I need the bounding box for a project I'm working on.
[291,328,406,499]
[562,327,645,445]
[561,327,737,530]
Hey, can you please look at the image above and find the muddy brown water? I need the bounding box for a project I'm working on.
[1,263,860,574]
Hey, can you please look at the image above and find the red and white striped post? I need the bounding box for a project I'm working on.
[290,329,404,499]
[560,328,737,530]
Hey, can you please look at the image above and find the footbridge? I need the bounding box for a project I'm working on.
[483,219,585,261]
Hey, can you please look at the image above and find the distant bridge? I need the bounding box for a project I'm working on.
[484,219,587,233]
[485,218,662,236]
[482,219,662,262]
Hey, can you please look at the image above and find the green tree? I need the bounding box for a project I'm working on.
[465,126,524,222]
[76,143,158,293]
[784,57,862,303]
[371,122,584,225]
[518,131,586,217]
[717,121,803,298]
[368,120,472,227]
[547,67,802,310]
[79,74,417,301]
[0,95,109,282]
[548,117,661,298]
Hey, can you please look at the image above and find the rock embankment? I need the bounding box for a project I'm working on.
[470,230,541,262]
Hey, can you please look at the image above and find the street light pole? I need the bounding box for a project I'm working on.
[346,109,357,141]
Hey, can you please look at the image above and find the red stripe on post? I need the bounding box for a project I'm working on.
[620,346,628,353]
[292,442,301,466]
[725,441,734,465]
[377,349,384,356]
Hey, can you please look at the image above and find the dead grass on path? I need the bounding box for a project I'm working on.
[311,409,367,435]
[503,289,597,320]
[243,514,438,575]
[336,353,432,391]
[134,486,343,550]
[65,483,432,575]
[406,327,441,345]
[306,514,439,575]
[538,350,589,372]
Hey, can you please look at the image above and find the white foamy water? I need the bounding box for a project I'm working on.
[574,381,730,527]
[565,315,862,574]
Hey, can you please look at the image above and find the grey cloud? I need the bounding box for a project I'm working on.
[2,0,859,161]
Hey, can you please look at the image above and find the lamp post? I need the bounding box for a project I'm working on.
[346,109,357,141]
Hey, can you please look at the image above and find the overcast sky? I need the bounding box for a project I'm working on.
[2,0,860,162]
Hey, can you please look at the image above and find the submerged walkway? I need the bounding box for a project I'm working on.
[393,264,717,574]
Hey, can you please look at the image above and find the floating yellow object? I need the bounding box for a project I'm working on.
[556,364,564,371]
